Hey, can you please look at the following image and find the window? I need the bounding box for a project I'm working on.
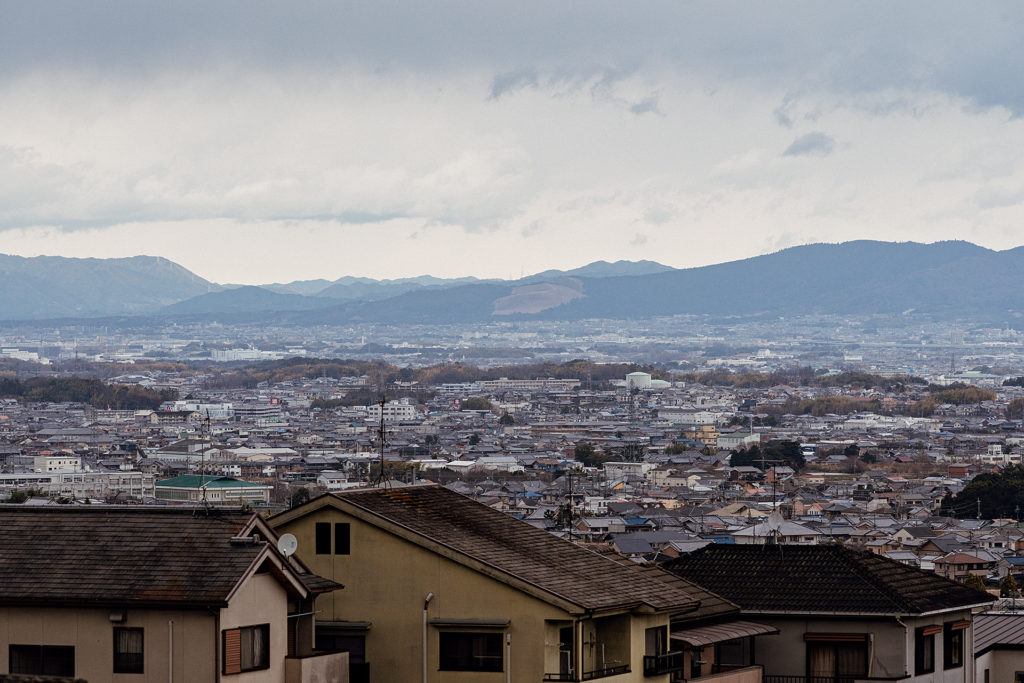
[9,645,75,676]
[315,522,331,554]
[944,621,966,669]
[335,522,351,555]
[806,634,867,681]
[645,626,666,657]
[717,637,753,668]
[915,626,938,675]
[114,627,144,674]
[223,624,270,674]
[315,522,351,554]
[439,632,503,672]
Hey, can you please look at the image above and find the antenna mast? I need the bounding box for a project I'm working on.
[373,396,390,488]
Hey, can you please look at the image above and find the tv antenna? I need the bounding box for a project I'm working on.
[373,396,390,488]
[200,415,211,509]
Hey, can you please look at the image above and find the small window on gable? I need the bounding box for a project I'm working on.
[315,522,331,554]
[335,522,350,555]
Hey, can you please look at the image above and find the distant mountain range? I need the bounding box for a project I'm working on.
[0,254,217,320]
[1,242,1022,324]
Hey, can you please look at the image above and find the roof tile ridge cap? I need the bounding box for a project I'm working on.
[839,545,916,613]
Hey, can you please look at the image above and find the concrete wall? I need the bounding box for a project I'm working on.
[285,650,350,683]
[275,503,674,683]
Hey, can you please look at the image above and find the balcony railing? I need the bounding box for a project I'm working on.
[764,676,855,683]
[695,665,763,683]
[582,664,631,680]
[643,650,686,676]
[543,674,574,682]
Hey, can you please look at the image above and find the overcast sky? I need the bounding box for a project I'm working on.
[3,2,1024,284]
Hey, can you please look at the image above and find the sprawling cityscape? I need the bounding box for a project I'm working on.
[5,1,1024,682]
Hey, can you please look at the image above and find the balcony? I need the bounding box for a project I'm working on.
[694,665,763,683]
[582,664,631,680]
[763,676,853,683]
[285,650,350,683]
[643,650,685,676]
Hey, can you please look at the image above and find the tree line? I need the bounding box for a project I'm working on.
[0,377,175,410]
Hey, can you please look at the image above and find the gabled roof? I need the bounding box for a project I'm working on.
[664,544,994,616]
[974,612,1024,655]
[273,484,705,616]
[0,506,332,609]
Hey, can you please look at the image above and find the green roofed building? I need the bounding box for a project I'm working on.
[155,474,272,504]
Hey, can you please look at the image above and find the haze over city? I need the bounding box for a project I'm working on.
[4,2,1024,283]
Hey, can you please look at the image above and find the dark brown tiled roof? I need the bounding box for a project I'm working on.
[664,544,995,615]
[0,506,265,608]
[331,485,701,614]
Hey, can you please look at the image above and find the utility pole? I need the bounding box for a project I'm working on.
[977,498,982,520]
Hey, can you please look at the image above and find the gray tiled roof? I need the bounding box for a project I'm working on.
[665,544,995,616]
[330,485,704,614]
[0,506,265,608]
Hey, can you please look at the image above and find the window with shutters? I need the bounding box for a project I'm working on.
[223,624,270,674]
[113,627,144,673]
[944,621,967,669]
[915,626,938,675]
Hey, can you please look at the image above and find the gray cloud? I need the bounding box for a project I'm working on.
[5,3,1024,113]
[783,132,836,157]
[490,68,539,99]
[629,96,661,116]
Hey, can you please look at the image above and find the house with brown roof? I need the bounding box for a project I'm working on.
[270,484,770,683]
[0,506,345,682]
[666,544,995,683]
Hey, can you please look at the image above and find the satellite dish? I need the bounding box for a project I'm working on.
[766,509,784,533]
[277,533,298,557]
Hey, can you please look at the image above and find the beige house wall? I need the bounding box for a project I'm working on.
[0,606,215,683]
[220,571,292,683]
[0,567,296,683]
[274,503,674,683]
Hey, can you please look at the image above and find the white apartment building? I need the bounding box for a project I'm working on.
[476,377,581,392]
[0,471,154,499]
[33,455,82,473]
[366,399,417,423]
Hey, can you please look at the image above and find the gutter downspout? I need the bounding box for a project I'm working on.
[168,619,174,683]
[214,608,221,683]
[423,592,435,683]
[895,616,908,679]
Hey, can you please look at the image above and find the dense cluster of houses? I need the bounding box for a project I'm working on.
[5,367,1024,680]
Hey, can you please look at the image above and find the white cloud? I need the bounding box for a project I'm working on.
[2,4,1024,282]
